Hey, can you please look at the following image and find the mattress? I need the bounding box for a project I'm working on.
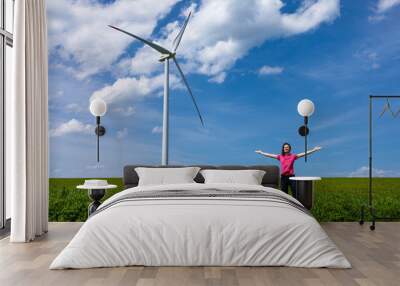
[50,183,351,269]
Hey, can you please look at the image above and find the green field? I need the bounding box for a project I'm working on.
[49,178,400,222]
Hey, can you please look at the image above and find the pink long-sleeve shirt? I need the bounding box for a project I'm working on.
[276,153,298,176]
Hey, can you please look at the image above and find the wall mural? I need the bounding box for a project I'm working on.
[47,0,400,178]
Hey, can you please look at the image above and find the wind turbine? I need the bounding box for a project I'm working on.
[109,12,204,166]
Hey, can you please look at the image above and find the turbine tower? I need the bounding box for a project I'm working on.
[109,12,204,165]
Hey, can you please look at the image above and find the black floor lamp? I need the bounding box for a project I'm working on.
[89,98,107,162]
[297,99,315,162]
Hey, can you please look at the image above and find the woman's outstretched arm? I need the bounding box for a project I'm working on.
[296,146,322,158]
[255,150,279,159]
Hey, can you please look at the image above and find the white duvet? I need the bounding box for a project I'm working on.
[50,183,351,269]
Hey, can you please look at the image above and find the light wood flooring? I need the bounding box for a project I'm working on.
[0,222,399,286]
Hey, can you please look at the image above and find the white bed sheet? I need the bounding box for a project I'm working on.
[50,183,351,269]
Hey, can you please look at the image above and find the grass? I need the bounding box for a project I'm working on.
[313,178,400,222]
[49,178,400,222]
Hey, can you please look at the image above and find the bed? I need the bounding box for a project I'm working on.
[50,165,351,269]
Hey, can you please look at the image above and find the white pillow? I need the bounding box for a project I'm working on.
[135,167,201,186]
[200,169,266,185]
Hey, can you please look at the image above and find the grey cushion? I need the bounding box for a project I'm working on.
[123,165,280,189]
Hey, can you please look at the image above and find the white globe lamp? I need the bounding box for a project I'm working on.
[297,99,315,117]
[90,98,107,117]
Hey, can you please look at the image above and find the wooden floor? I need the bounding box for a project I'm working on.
[0,222,399,286]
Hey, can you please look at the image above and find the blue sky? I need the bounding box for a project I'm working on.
[47,0,400,178]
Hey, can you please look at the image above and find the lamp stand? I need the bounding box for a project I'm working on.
[97,116,100,162]
[304,116,308,162]
[94,116,106,162]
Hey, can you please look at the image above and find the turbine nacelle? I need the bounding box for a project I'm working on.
[159,52,175,62]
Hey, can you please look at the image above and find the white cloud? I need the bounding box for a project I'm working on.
[127,0,340,82]
[369,0,400,21]
[152,126,163,134]
[349,166,400,177]
[51,90,64,98]
[50,168,63,177]
[258,65,284,75]
[208,72,226,84]
[368,14,385,22]
[113,106,135,117]
[50,119,93,137]
[65,103,85,113]
[47,0,179,79]
[314,107,364,131]
[50,0,340,83]
[86,164,105,170]
[90,73,181,104]
[354,49,381,70]
[371,62,380,69]
[50,0,341,113]
[314,136,355,147]
[376,0,400,13]
[367,52,378,61]
[116,128,128,139]
[118,46,162,77]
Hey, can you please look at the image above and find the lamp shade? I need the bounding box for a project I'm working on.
[297,99,315,117]
[89,98,107,117]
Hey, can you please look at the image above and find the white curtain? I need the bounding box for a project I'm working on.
[8,0,49,242]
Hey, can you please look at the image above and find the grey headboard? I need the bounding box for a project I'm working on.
[123,165,280,189]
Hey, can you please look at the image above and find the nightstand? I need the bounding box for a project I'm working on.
[77,180,117,216]
[289,177,321,210]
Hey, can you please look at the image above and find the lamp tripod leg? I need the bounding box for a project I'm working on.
[359,205,364,225]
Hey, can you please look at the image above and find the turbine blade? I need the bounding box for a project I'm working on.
[109,25,171,55]
[172,11,191,52]
[173,57,204,127]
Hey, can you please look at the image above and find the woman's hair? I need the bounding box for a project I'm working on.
[281,142,292,155]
